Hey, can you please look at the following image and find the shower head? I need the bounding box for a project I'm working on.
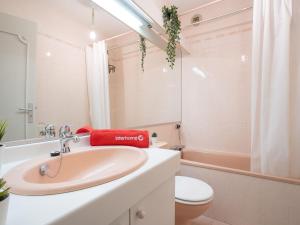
[191,14,202,26]
[109,64,116,73]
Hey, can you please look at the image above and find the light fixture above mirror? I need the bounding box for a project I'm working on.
[91,0,189,53]
[91,0,152,30]
[89,8,97,41]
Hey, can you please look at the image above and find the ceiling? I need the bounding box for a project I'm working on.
[52,0,217,39]
[54,0,131,39]
[18,0,213,38]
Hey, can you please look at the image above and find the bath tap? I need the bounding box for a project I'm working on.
[170,145,185,151]
[59,125,80,153]
[170,145,185,158]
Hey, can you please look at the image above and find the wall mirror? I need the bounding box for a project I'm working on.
[0,0,182,144]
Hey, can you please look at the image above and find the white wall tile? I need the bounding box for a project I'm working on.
[180,0,252,155]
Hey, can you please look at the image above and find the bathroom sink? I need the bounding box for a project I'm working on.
[4,146,147,195]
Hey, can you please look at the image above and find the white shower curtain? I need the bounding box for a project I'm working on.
[85,41,111,129]
[251,0,300,178]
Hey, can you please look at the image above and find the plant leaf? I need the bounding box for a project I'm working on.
[162,5,181,69]
[139,35,147,72]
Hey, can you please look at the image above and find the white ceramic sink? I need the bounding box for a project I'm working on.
[4,146,147,195]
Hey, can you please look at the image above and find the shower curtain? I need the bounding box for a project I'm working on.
[85,41,111,129]
[251,0,300,178]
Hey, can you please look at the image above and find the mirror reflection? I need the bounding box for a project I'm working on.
[0,0,182,142]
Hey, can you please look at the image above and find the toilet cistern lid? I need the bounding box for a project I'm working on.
[175,176,214,202]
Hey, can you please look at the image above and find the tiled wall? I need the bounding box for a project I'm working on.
[108,0,254,153]
[107,32,182,129]
[35,34,90,132]
[178,2,300,225]
[180,0,253,154]
[180,164,300,225]
[107,32,183,147]
[139,123,181,148]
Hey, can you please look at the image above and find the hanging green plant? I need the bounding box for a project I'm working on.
[162,5,181,69]
[139,35,146,72]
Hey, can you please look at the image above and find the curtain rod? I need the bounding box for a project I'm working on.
[107,40,138,51]
[107,39,157,52]
[38,32,84,50]
[179,0,226,16]
[183,6,253,29]
[104,30,133,41]
[104,4,252,48]
[103,1,225,43]
[102,0,249,41]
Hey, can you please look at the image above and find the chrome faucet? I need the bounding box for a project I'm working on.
[59,125,80,153]
[40,124,56,139]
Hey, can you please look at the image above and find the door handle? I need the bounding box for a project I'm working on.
[18,108,33,113]
[17,103,34,123]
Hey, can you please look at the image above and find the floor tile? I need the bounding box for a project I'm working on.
[186,216,230,225]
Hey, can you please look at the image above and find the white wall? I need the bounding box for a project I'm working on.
[108,32,182,129]
[181,0,253,154]
[140,123,181,148]
[35,35,89,131]
[107,32,182,147]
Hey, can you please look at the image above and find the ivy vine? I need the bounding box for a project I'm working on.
[139,35,146,72]
[162,5,181,69]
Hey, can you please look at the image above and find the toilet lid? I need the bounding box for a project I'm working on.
[175,176,214,203]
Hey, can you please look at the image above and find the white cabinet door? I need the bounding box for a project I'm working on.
[130,178,175,225]
[109,211,130,225]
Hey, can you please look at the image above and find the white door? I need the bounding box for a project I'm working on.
[0,12,37,141]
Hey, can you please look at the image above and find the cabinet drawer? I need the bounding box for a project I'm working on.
[109,210,130,225]
[130,178,175,225]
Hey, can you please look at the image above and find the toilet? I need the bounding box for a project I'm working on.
[175,176,214,225]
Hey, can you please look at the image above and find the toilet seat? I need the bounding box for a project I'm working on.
[175,176,214,205]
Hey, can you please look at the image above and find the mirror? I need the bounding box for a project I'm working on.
[0,0,182,143]
[107,32,182,129]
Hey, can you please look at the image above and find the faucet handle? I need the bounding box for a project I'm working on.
[73,135,80,143]
[40,124,56,138]
[59,125,72,138]
[59,125,80,154]
[46,124,56,137]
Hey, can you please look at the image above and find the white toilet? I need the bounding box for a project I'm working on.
[175,176,214,225]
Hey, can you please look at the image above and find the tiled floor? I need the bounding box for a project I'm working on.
[185,216,230,225]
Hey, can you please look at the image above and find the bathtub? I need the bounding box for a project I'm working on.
[181,149,300,185]
[179,149,300,225]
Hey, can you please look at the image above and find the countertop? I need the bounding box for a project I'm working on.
[1,139,180,225]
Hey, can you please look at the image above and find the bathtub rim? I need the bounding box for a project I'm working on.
[181,159,300,186]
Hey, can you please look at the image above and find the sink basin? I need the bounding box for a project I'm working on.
[4,146,147,195]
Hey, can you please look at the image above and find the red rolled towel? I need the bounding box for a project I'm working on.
[90,129,149,148]
[76,125,94,134]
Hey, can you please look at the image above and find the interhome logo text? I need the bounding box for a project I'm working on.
[115,135,144,141]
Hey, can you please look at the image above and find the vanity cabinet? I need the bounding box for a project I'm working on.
[110,211,130,225]
[3,142,180,225]
[109,178,175,225]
